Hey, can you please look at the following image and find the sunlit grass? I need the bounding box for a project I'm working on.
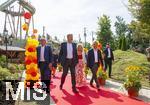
[111,50,150,88]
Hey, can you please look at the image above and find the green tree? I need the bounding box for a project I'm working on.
[121,37,127,51]
[128,21,150,47]
[126,29,133,49]
[114,16,129,49]
[128,0,150,25]
[86,42,91,50]
[114,16,128,38]
[128,0,150,49]
[96,14,113,47]
[119,38,122,49]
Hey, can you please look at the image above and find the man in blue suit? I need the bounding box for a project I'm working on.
[37,37,52,93]
[87,41,103,91]
[58,34,78,93]
[104,43,114,78]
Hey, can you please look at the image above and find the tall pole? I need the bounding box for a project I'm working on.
[84,27,87,47]
[79,34,81,43]
[43,26,45,37]
[20,13,22,40]
[3,13,8,68]
[63,36,66,42]
[92,31,94,42]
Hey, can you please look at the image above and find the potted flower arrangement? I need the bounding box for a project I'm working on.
[84,66,89,79]
[57,64,63,72]
[96,66,107,85]
[123,65,144,97]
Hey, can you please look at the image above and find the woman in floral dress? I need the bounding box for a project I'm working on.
[75,44,87,87]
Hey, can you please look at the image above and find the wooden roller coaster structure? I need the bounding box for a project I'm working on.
[0,0,36,39]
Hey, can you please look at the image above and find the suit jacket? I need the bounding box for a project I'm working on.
[58,42,78,66]
[87,49,103,69]
[104,48,114,60]
[36,45,53,66]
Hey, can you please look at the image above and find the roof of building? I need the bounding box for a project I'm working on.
[0,46,25,51]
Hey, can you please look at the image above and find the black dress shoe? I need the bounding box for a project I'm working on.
[90,84,94,87]
[60,85,63,90]
[72,89,79,93]
[109,75,112,78]
[46,89,50,93]
[42,88,46,92]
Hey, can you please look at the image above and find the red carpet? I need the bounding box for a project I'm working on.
[50,72,149,105]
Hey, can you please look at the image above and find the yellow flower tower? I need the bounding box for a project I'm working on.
[25,36,40,88]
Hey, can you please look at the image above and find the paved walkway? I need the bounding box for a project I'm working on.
[102,80,150,103]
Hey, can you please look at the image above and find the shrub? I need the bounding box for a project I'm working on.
[18,64,25,70]
[0,66,12,80]
[8,63,16,71]
[121,37,127,51]
[0,55,6,68]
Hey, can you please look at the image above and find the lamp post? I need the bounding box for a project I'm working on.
[9,34,13,46]
[91,31,95,42]
[79,34,81,43]
[43,26,45,37]
[0,34,2,45]
[84,27,87,47]
[3,29,8,67]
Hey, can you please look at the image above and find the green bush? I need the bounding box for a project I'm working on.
[0,66,22,80]
[18,64,25,70]
[11,73,21,80]
[7,63,25,73]
[121,37,127,51]
[0,66,12,80]
[0,55,6,68]
[8,63,16,70]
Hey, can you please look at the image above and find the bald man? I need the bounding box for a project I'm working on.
[87,41,103,91]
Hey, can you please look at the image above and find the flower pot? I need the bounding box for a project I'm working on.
[147,57,150,62]
[10,69,16,74]
[58,66,63,72]
[98,78,106,85]
[128,87,139,97]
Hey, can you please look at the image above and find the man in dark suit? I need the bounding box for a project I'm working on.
[87,41,103,91]
[37,38,53,93]
[58,34,78,93]
[104,43,114,78]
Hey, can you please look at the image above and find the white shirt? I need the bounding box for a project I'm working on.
[94,49,98,62]
[40,46,45,61]
[67,43,73,59]
[107,48,111,58]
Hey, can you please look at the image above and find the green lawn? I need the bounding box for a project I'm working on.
[110,50,150,88]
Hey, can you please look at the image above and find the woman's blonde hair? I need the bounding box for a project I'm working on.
[77,43,83,51]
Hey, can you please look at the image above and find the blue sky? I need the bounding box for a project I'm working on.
[0,0,132,42]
